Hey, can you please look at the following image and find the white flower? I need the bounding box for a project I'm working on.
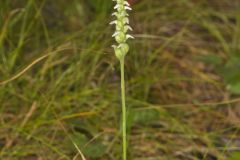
[111,0,134,60]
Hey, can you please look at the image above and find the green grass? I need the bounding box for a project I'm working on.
[0,0,240,159]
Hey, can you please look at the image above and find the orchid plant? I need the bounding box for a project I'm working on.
[110,0,133,160]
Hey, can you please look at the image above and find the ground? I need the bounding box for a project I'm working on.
[0,0,240,160]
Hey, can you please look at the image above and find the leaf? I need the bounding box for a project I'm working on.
[69,133,106,158]
[227,152,240,160]
[130,109,160,125]
[197,54,222,65]
[198,53,240,95]
[227,83,240,94]
[217,54,240,94]
[82,141,107,158]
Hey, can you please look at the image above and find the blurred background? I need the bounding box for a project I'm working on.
[0,0,240,159]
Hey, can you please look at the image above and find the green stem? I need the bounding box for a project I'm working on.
[120,59,127,160]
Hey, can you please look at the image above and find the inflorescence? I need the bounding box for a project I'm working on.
[110,0,134,60]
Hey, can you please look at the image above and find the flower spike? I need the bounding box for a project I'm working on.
[111,0,133,60]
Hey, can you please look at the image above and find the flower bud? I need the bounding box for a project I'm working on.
[120,43,129,56]
[115,32,126,43]
[116,21,124,31]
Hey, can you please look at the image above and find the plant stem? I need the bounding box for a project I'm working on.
[120,59,127,160]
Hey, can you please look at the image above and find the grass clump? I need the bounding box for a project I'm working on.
[0,0,240,160]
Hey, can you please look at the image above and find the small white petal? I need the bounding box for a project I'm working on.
[126,34,134,39]
[123,17,129,24]
[109,20,117,25]
[112,31,120,37]
[125,6,132,10]
[114,4,120,9]
[128,26,133,31]
[112,12,117,16]
[125,25,133,31]
[124,1,130,6]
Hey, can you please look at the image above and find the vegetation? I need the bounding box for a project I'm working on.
[0,0,240,160]
[111,0,133,160]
